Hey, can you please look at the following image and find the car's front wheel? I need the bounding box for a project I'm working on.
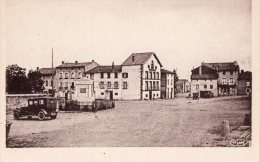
[38,111,45,120]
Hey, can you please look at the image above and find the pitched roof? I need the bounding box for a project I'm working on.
[121,52,163,67]
[203,62,239,71]
[238,71,252,80]
[161,69,174,74]
[56,62,94,68]
[86,65,122,73]
[191,65,218,80]
[39,68,55,75]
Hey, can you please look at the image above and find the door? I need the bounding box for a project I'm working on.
[65,93,68,101]
[149,91,152,100]
[110,91,113,100]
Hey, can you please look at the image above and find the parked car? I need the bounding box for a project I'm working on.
[13,97,61,120]
[200,91,214,98]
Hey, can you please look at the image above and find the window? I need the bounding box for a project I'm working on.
[229,78,234,84]
[90,74,94,80]
[157,72,159,79]
[149,81,152,90]
[153,81,155,90]
[78,72,81,78]
[100,81,105,89]
[71,82,75,89]
[115,93,118,95]
[65,73,68,79]
[101,73,104,78]
[51,81,53,86]
[101,92,104,95]
[107,73,111,78]
[151,60,154,69]
[148,65,150,69]
[246,82,250,87]
[71,73,74,78]
[39,100,44,105]
[123,82,128,89]
[80,88,86,93]
[167,79,169,85]
[114,73,118,78]
[65,82,68,88]
[145,71,148,79]
[210,85,213,89]
[156,81,159,90]
[59,73,63,78]
[223,71,226,75]
[146,94,148,97]
[222,78,227,84]
[171,79,173,85]
[114,81,119,89]
[29,101,33,105]
[204,85,207,89]
[145,81,148,90]
[155,66,157,70]
[107,82,111,89]
[33,100,38,105]
[46,80,48,86]
[196,84,199,90]
[150,72,152,79]
[153,72,156,79]
[230,71,233,75]
[122,73,128,78]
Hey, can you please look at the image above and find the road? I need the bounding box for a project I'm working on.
[6,95,251,147]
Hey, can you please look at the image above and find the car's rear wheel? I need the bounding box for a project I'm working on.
[14,112,20,120]
[38,111,45,120]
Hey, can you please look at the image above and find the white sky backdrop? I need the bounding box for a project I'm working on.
[5,0,251,79]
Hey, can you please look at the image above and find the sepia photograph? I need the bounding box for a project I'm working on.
[0,0,259,161]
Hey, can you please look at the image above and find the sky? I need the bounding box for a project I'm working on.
[4,0,251,79]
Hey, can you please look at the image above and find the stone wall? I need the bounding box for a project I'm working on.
[6,94,48,110]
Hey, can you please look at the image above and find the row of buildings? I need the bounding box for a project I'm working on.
[190,61,252,97]
[39,52,175,101]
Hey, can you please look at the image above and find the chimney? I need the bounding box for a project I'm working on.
[199,66,202,75]
[132,55,135,63]
[92,60,94,62]
[75,61,78,64]
[112,61,114,70]
[62,61,65,64]
[241,70,244,73]
[36,67,39,71]
[201,62,205,66]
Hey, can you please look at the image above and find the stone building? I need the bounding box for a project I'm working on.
[190,65,219,97]
[55,60,99,100]
[203,61,240,96]
[86,64,123,100]
[121,52,163,100]
[39,68,56,94]
[238,70,252,95]
[161,69,174,99]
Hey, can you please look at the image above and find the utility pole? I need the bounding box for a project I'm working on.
[52,48,54,97]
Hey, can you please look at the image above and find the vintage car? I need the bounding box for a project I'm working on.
[78,99,115,112]
[13,97,62,120]
[200,91,214,98]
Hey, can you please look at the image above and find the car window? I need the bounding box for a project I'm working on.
[39,99,44,105]
[34,100,38,105]
[29,101,33,105]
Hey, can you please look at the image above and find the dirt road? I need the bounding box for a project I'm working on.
[6,95,251,147]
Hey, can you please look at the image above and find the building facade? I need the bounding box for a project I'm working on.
[237,70,252,95]
[39,68,56,94]
[86,64,123,100]
[203,61,240,96]
[55,60,99,100]
[161,69,174,99]
[121,52,163,100]
[175,79,188,93]
[190,65,218,97]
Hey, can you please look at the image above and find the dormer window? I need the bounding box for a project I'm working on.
[148,65,150,69]
[132,56,135,63]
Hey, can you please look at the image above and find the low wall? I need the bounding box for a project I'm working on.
[6,94,48,110]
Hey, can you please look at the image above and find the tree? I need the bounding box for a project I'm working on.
[173,68,179,95]
[27,70,44,93]
[6,64,30,94]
